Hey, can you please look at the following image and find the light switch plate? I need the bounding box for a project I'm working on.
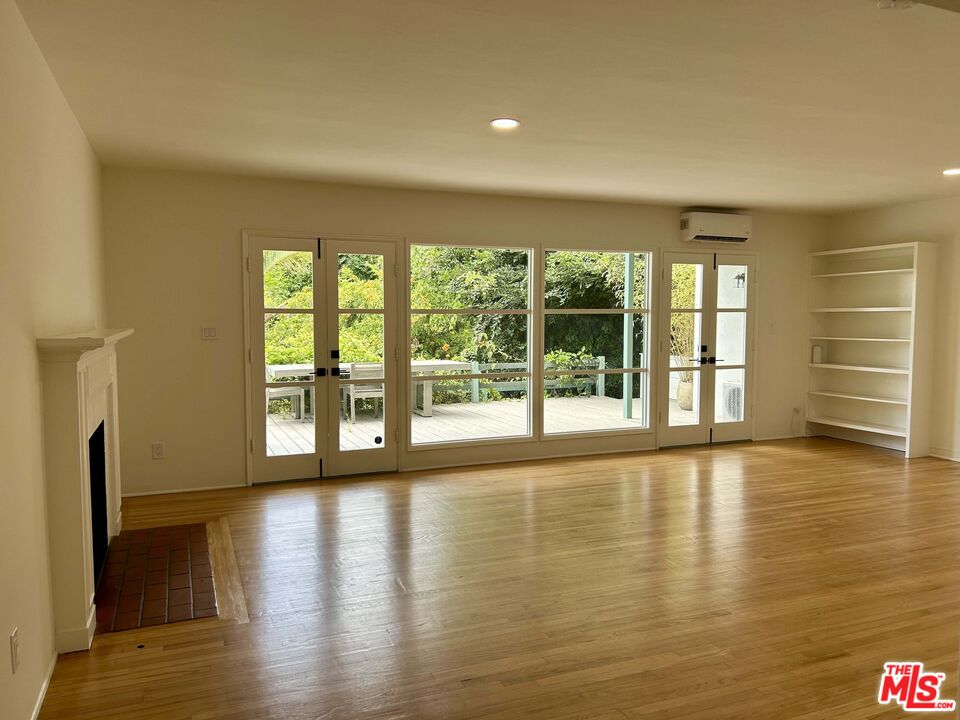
[201,327,217,340]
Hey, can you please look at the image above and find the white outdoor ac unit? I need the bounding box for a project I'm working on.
[680,212,752,244]
[722,381,744,423]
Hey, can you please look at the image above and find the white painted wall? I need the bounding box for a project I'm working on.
[0,1,105,717]
[828,197,960,460]
[103,166,824,494]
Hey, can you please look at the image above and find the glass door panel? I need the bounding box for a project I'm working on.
[711,257,753,441]
[715,368,745,424]
[325,241,398,476]
[660,256,711,444]
[715,312,746,366]
[248,237,324,483]
[668,369,701,427]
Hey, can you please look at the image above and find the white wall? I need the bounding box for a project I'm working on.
[103,166,824,493]
[0,1,105,717]
[828,197,960,460]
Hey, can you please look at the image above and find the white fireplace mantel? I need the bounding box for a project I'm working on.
[37,327,134,359]
[38,327,132,653]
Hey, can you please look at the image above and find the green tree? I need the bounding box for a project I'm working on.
[669,264,699,382]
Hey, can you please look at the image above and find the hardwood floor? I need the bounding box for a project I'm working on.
[39,438,960,719]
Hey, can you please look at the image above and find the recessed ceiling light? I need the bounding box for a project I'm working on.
[943,168,960,176]
[490,117,520,130]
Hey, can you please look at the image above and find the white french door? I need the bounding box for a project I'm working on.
[324,239,398,477]
[658,251,755,447]
[245,234,398,483]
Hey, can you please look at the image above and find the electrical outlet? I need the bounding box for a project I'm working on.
[151,442,165,460]
[10,627,20,675]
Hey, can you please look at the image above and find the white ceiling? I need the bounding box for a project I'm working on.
[16,0,960,211]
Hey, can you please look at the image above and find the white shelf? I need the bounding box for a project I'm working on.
[807,240,936,458]
[810,307,911,313]
[809,363,909,375]
[811,242,918,257]
[810,336,909,343]
[808,390,908,406]
[812,269,914,279]
[806,416,907,438]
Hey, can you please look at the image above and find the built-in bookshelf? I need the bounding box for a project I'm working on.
[806,242,936,457]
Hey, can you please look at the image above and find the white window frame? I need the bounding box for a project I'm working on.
[540,247,654,440]
[406,242,535,450]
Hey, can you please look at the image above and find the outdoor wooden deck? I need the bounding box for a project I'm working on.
[266,395,651,455]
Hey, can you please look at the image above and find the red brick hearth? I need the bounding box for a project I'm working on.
[95,523,218,632]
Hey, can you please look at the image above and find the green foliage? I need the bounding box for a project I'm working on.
[263,252,385,366]
[264,251,313,309]
[337,256,385,363]
[410,246,529,371]
[264,313,313,365]
[544,348,596,370]
[545,251,646,309]
[669,264,699,382]
[262,246,659,406]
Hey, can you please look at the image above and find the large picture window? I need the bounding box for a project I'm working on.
[409,245,531,445]
[543,250,650,434]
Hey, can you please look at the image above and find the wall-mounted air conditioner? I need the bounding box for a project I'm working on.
[680,211,752,243]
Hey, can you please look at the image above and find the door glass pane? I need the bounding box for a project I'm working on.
[668,370,700,427]
[544,314,645,370]
[338,313,384,365]
[715,312,746,366]
[715,368,745,423]
[266,387,315,456]
[669,312,702,368]
[410,377,529,444]
[338,254,384,309]
[264,313,313,371]
[263,251,313,309]
[671,263,703,309]
[717,264,748,309]
[545,251,648,309]
[544,373,648,434]
[338,381,385,451]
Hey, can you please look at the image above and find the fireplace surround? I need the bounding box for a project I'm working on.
[37,328,132,653]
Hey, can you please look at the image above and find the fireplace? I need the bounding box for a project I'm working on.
[89,421,108,584]
[38,328,133,653]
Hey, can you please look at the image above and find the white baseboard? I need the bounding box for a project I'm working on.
[753,434,803,442]
[54,604,96,654]
[122,482,245,498]
[31,653,57,720]
[930,447,960,463]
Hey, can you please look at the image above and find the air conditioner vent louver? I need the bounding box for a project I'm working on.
[692,234,749,243]
[680,212,752,244]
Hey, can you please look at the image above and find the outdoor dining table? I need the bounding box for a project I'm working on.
[266,359,472,417]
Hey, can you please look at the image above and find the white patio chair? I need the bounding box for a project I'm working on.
[266,386,306,422]
[343,363,384,423]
